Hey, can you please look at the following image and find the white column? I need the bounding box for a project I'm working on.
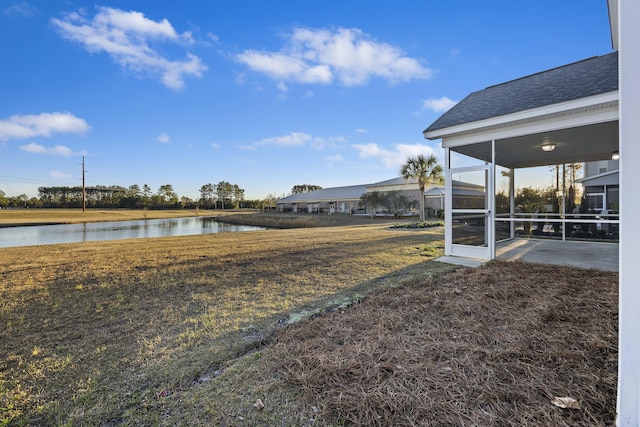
[444,147,452,256]
[618,0,640,424]
[489,140,496,259]
[562,163,566,241]
[509,168,515,238]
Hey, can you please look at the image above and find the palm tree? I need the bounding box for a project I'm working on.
[400,154,444,221]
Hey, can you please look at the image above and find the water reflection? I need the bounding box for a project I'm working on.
[0,217,267,248]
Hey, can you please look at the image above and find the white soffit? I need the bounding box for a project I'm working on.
[424,91,619,147]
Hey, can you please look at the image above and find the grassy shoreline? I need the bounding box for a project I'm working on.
[0,208,216,227]
[0,209,415,229]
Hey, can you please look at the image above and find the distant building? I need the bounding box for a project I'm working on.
[276,184,367,214]
[577,159,619,213]
[276,177,483,215]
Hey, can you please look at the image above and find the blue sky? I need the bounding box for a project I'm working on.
[0,1,613,201]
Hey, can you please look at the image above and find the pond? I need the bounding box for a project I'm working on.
[0,217,267,248]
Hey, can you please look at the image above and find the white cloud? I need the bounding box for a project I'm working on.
[237,27,431,88]
[327,153,343,167]
[51,7,206,90]
[211,142,221,149]
[310,135,347,150]
[352,143,437,169]
[243,132,346,151]
[244,132,312,150]
[3,1,36,17]
[51,170,72,178]
[157,133,170,143]
[0,112,89,141]
[20,142,79,156]
[422,96,457,113]
[354,128,367,134]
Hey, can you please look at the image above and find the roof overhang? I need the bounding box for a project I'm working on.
[424,91,619,169]
[577,169,619,186]
[608,0,619,50]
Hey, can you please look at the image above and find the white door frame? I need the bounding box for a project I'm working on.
[445,142,495,260]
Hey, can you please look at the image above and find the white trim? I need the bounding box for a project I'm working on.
[609,0,619,50]
[509,168,515,238]
[450,244,489,259]
[444,148,452,256]
[448,163,492,260]
[449,164,490,174]
[490,140,496,259]
[424,91,618,142]
[576,168,619,183]
[440,101,619,148]
[451,209,489,214]
[617,0,640,424]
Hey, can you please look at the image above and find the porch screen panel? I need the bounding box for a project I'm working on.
[452,212,487,246]
[450,169,488,247]
[451,169,486,209]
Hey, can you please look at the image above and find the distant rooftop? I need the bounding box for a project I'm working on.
[277,184,368,203]
[368,176,418,187]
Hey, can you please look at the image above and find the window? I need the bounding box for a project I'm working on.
[587,193,604,212]
[598,160,608,174]
[606,186,619,212]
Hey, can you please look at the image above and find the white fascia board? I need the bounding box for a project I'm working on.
[576,168,619,183]
[444,103,618,148]
[424,91,619,146]
[608,0,619,50]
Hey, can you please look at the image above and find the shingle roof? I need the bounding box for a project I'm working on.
[424,52,618,133]
[277,184,368,203]
[276,179,480,203]
[368,177,418,187]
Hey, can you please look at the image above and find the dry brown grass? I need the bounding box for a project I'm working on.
[271,261,618,426]
[220,213,413,229]
[0,220,446,426]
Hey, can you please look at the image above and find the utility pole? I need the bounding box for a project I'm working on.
[82,155,86,212]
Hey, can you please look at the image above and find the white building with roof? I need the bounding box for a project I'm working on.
[276,177,483,216]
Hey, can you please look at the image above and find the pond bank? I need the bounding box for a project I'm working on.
[218,212,413,229]
[0,208,217,227]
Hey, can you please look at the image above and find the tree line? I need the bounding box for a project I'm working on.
[0,181,262,210]
[0,181,331,210]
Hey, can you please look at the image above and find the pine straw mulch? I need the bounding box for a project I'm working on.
[271,260,618,426]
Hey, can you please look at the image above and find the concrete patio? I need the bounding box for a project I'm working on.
[436,238,619,272]
[496,238,619,271]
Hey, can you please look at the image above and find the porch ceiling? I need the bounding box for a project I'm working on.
[451,120,619,169]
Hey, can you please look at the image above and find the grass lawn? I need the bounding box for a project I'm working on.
[0,211,617,426]
[0,212,449,425]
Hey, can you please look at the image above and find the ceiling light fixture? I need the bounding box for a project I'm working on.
[612,150,620,160]
[541,143,556,152]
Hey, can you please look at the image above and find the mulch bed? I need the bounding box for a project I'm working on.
[272,260,618,426]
